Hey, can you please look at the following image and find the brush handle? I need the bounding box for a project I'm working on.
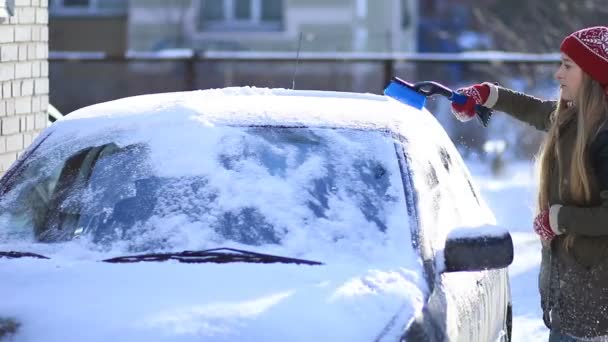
[413,81,453,99]
[412,81,492,127]
[450,92,468,105]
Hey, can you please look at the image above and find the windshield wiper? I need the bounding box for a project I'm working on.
[102,247,323,265]
[0,251,50,260]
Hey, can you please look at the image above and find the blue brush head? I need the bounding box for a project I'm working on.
[383,80,427,110]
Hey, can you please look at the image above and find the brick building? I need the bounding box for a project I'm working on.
[0,0,48,173]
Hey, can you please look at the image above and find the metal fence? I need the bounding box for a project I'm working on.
[49,51,562,159]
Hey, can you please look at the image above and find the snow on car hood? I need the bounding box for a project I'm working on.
[0,258,426,342]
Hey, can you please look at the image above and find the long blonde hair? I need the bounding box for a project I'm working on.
[537,73,608,249]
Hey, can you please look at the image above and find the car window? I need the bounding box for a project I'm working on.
[437,146,482,215]
[406,141,489,253]
[0,126,413,262]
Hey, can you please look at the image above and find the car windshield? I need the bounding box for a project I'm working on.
[0,124,411,262]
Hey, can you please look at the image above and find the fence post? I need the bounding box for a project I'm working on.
[383,59,394,88]
[185,53,196,90]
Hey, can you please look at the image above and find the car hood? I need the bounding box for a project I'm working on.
[0,258,426,342]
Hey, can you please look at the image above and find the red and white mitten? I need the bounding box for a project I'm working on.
[533,206,564,241]
[451,83,495,122]
[533,210,555,241]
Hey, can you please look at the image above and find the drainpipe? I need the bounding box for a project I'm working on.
[351,0,369,92]
[354,0,367,52]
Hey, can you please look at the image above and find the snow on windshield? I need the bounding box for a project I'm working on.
[0,120,413,264]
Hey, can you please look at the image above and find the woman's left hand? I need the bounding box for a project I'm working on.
[534,209,556,241]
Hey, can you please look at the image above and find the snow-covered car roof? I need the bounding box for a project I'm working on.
[57,86,434,133]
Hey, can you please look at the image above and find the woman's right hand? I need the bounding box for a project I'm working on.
[451,83,491,122]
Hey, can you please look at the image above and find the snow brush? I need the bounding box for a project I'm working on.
[384,77,492,127]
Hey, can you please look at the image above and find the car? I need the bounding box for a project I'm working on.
[0,87,513,342]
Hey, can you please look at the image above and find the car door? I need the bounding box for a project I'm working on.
[433,147,511,341]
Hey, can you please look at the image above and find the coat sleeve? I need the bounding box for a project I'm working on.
[485,83,557,132]
[556,131,608,236]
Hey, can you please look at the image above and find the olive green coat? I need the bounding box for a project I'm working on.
[492,85,608,338]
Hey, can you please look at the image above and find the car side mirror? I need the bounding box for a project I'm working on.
[443,226,514,273]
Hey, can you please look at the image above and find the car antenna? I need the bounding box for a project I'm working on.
[292,32,303,90]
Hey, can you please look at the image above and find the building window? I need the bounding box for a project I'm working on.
[199,0,283,31]
[64,0,89,6]
[49,0,127,16]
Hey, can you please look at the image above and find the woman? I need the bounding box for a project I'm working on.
[451,26,608,341]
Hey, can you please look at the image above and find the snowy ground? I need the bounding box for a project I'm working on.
[467,158,549,341]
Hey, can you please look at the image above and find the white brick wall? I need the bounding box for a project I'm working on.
[0,0,47,173]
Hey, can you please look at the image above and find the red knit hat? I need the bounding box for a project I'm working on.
[560,26,608,94]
